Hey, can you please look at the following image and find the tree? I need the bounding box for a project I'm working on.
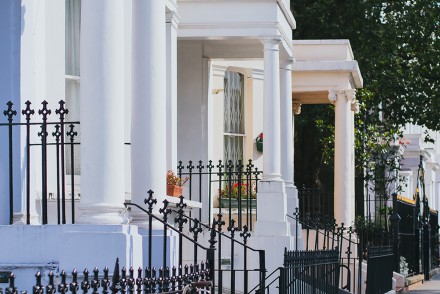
[292,0,440,130]
[291,1,439,217]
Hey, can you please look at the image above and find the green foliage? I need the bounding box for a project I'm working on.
[291,1,439,199]
[292,0,440,130]
[294,104,334,187]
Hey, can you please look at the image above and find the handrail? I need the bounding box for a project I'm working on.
[170,208,263,253]
[249,267,281,293]
[286,214,360,245]
[124,202,211,251]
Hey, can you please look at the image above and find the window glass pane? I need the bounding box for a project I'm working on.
[224,135,243,165]
[65,0,81,175]
[224,71,245,164]
[65,0,81,76]
[224,71,244,134]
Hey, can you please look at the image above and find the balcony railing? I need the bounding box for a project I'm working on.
[1,100,80,225]
[176,159,262,231]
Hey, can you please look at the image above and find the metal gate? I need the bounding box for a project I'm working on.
[366,246,394,294]
[280,249,340,294]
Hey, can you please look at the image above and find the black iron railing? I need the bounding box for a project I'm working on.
[298,186,334,221]
[429,210,439,267]
[177,159,262,231]
[125,192,267,293]
[294,211,361,293]
[280,249,340,294]
[6,258,212,293]
[393,194,421,274]
[365,246,394,294]
[282,208,398,294]
[1,100,79,225]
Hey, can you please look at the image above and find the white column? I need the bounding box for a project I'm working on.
[280,58,298,215]
[280,59,294,186]
[261,38,282,181]
[79,0,126,224]
[166,11,180,171]
[251,40,295,290]
[131,1,167,218]
[329,89,356,226]
[254,37,288,232]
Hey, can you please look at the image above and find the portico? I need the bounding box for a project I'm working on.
[292,40,363,226]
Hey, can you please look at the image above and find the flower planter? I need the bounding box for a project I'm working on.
[256,141,263,152]
[167,185,183,197]
[256,133,263,152]
[219,198,257,209]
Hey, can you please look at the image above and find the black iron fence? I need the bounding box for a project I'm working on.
[393,194,421,274]
[125,192,267,293]
[298,186,334,221]
[429,210,440,267]
[6,258,212,294]
[365,246,394,294]
[280,249,340,294]
[268,209,397,294]
[295,211,362,293]
[177,159,262,231]
[1,100,79,225]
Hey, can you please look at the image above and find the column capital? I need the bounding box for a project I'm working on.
[328,90,339,103]
[166,10,181,29]
[328,89,357,104]
[345,89,356,102]
[280,57,296,69]
[260,36,282,50]
[351,101,360,113]
[293,102,302,115]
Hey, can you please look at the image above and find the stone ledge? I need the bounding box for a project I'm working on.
[405,274,424,290]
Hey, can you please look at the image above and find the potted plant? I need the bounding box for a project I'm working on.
[256,133,263,152]
[166,170,189,197]
[219,182,257,208]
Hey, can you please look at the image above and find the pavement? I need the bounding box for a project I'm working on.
[408,273,440,293]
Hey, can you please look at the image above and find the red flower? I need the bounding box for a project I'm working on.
[259,133,263,139]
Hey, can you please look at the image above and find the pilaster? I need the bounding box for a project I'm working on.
[166,10,180,171]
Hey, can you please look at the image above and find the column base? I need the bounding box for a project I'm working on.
[127,211,165,230]
[137,228,179,269]
[77,203,128,224]
[261,174,283,182]
[256,180,287,223]
[248,234,298,292]
[285,183,298,218]
[284,184,303,249]
[13,212,40,225]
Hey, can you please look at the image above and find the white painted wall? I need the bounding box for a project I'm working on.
[0,0,21,225]
[0,225,143,292]
[177,41,211,164]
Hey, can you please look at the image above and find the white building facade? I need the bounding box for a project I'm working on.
[0,0,365,291]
